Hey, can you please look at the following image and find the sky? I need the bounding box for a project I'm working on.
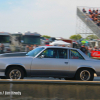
[0,0,100,39]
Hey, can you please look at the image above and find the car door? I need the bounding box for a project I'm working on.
[68,49,86,77]
[31,48,70,77]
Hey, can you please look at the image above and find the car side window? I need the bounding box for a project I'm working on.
[38,48,67,59]
[58,49,67,59]
[70,49,84,59]
[39,48,57,58]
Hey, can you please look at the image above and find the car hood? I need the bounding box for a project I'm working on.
[0,56,34,68]
[0,56,32,58]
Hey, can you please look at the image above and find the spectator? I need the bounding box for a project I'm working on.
[93,9,95,14]
[80,45,87,54]
[25,45,29,52]
[89,11,93,15]
[97,15,100,21]
[89,8,91,14]
[31,45,33,50]
[83,7,100,27]
[85,46,88,55]
[62,44,66,47]
[6,48,11,53]
[82,8,86,13]
[98,10,100,15]
[98,47,100,51]
[93,15,98,21]
[95,9,98,14]
[38,45,41,47]
[91,13,95,20]
[1,44,4,53]
[89,14,93,20]
[33,44,37,49]
[97,21,100,26]
[95,14,98,20]
[93,46,98,51]
[28,45,33,51]
[88,46,92,57]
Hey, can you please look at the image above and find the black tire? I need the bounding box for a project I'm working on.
[6,67,24,79]
[75,68,94,81]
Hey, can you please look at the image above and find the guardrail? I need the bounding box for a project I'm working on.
[0,80,100,100]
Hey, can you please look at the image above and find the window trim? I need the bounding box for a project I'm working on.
[69,49,85,60]
[37,48,68,59]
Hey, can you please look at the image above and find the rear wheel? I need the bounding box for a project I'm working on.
[6,67,24,79]
[75,69,94,81]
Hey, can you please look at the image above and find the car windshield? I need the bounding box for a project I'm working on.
[0,35,10,43]
[22,36,40,45]
[26,47,45,57]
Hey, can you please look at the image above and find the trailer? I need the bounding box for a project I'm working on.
[0,32,11,53]
[10,31,41,51]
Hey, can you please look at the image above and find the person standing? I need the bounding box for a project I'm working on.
[1,44,4,53]
[96,21,100,26]
[88,46,92,57]
[82,8,86,13]
[29,45,33,51]
[80,45,87,54]
[93,46,98,51]
[33,44,36,49]
[25,45,29,52]
[85,46,88,55]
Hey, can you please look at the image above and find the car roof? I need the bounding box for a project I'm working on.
[38,46,91,60]
[39,46,78,50]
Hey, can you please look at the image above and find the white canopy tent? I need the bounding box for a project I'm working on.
[49,40,71,47]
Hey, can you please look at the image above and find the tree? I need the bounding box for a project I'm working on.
[86,35,99,40]
[69,34,82,40]
[42,35,51,39]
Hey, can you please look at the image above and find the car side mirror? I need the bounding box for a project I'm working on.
[40,55,44,58]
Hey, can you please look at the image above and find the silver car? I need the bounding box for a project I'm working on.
[0,46,100,81]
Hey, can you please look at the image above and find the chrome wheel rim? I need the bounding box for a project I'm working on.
[9,69,21,79]
[80,70,90,81]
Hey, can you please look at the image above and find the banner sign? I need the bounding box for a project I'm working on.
[91,51,100,57]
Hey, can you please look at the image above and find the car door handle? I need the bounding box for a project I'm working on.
[65,62,68,64]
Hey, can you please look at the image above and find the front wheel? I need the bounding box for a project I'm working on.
[75,69,94,81]
[6,67,24,79]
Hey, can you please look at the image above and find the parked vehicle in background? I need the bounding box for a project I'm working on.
[0,46,99,81]
[11,31,41,51]
[62,39,73,47]
[0,32,11,53]
[21,31,41,45]
[88,40,98,48]
[49,37,56,43]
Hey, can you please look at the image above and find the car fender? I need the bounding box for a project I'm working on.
[77,65,96,72]
[5,63,25,69]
